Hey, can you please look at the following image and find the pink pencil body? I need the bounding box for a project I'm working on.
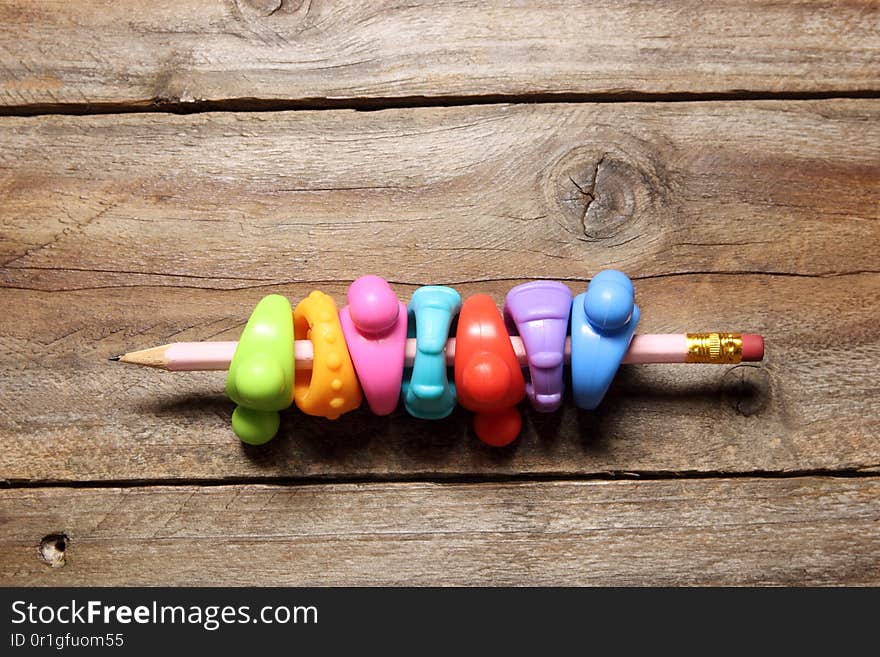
[162,334,691,371]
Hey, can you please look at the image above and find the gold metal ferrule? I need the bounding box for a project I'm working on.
[685,333,742,364]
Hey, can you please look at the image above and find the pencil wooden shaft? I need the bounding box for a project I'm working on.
[122,335,690,371]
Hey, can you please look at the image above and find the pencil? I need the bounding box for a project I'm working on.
[114,333,764,371]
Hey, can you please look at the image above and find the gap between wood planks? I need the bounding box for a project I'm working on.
[1,89,880,118]
[3,468,879,491]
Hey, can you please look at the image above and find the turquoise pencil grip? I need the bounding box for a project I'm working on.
[402,286,461,419]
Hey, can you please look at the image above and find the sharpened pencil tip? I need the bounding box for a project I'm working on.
[108,355,121,361]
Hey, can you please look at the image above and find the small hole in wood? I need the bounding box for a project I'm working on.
[39,533,68,568]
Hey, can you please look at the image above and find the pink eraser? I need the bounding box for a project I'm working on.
[741,334,764,361]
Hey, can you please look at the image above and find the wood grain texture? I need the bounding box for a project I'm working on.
[1,100,878,289]
[1,100,878,483]
[1,0,879,111]
[2,478,877,585]
[1,274,879,483]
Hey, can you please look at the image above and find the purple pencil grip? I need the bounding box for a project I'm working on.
[503,281,573,413]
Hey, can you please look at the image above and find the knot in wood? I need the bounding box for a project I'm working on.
[238,0,286,16]
[549,142,669,247]
[721,365,771,417]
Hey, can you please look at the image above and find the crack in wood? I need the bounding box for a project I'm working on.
[3,468,879,491]
[571,154,607,240]
[2,202,116,268]
[2,90,880,118]
[3,268,878,295]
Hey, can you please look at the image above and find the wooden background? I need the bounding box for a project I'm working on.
[1,0,878,585]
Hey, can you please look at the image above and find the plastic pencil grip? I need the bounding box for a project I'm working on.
[223,270,748,447]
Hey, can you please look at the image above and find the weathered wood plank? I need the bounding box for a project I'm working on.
[1,1,878,111]
[1,273,878,483]
[0,100,878,483]
[1,101,877,290]
[1,478,877,585]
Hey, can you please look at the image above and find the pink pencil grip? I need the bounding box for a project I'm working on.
[339,276,408,416]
